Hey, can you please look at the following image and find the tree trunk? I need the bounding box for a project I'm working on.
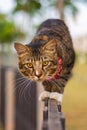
[57,0,64,20]
[0,44,5,65]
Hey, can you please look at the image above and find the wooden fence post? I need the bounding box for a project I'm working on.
[42,99,65,130]
[5,68,15,130]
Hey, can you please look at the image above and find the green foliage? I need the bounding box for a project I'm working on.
[0,14,25,45]
[1,0,87,45]
[13,0,41,15]
[12,0,79,20]
[12,0,87,22]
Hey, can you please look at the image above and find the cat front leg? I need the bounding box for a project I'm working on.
[50,92,63,112]
[39,91,63,103]
[50,92,63,103]
[39,81,51,101]
[39,91,50,101]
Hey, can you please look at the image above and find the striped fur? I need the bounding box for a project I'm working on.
[14,19,75,94]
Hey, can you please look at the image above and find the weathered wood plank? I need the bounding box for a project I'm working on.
[42,99,49,130]
[42,99,65,130]
[48,99,62,130]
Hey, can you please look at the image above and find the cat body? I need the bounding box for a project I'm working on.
[14,19,75,103]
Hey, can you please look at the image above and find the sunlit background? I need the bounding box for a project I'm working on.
[0,0,87,130]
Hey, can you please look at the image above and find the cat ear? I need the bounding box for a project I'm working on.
[41,39,56,52]
[14,42,30,55]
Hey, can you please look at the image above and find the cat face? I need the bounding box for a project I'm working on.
[14,39,58,81]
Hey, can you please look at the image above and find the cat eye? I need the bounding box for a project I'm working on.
[43,61,49,66]
[27,63,33,68]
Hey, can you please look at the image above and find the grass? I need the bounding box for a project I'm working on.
[62,63,87,130]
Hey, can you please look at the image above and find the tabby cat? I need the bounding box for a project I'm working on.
[14,19,75,104]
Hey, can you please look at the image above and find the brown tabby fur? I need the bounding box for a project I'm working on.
[14,19,75,94]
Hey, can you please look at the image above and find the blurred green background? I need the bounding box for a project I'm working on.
[0,0,87,130]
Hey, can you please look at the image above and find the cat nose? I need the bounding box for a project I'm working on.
[36,73,42,78]
[35,71,42,78]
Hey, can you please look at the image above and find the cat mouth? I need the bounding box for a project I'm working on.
[37,79,42,82]
[30,74,49,82]
[36,77,44,82]
[34,76,45,82]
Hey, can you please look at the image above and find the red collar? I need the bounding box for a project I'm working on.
[49,58,62,81]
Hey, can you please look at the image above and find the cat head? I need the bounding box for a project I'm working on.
[14,39,59,81]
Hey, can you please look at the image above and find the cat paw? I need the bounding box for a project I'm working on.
[39,91,50,101]
[50,92,63,103]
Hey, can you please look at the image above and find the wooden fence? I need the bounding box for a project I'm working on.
[42,99,65,130]
[0,66,37,130]
[0,66,65,130]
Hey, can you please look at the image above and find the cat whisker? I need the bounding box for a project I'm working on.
[18,80,29,103]
[16,76,26,81]
[16,77,30,85]
[23,80,33,102]
[6,77,24,95]
[19,87,26,103]
[20,80,33,103]
[16,78,28,85]
[15,81,27,89]
[15,79,28,88]
[12,79,28,95]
